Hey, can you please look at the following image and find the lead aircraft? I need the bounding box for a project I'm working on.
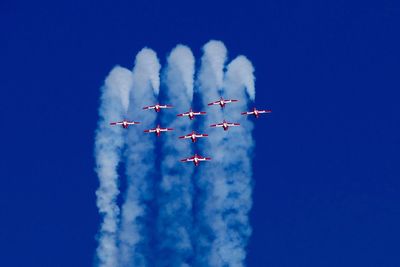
[143,103,173,112]
[210,120,240,131]
[144,124,173,137]
[241,107,272,118]
[109,119,140,129]
[179,131,208,143]
[177,108,206,120]
[180,153,211,166]
[208,97,238,108]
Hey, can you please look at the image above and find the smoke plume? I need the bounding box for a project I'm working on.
[95,66,133,267]
[118,48,160,267]
[197,54,255,267]
[157,44,195,267]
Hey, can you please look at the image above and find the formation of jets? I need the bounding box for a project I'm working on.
[110,97,271,166]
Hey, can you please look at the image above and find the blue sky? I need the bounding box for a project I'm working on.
[1,0,399,266]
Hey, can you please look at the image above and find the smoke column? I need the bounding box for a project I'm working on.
[157,44,195,267]
[197,53,255,267]
[217,56,255,266]
[118,48,161,267]
[195,40,228,266]
[94,66,133,267]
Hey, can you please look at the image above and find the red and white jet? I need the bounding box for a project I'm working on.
[143,103,173,112]
[179,131,209,143]
[241,107,272,118]
[180,153,211,166]
[144,124,173,137]
[210,120,240,131]
[177,108,206,120]
[208,97,239,108]
[110,119,140,129]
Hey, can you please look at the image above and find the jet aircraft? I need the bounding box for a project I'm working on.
[177,108,206,120]
[208,97,238,108]
[210,120,240,131]
[241,107,272,118]
[109,120,140,129]
[143,103,173,112]
[179,131,208,143]
[180,153,211,166]
[144,124,173,137]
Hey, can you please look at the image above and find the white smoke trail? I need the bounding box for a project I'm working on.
[197,54,255,267]
[217,56,255,266]
[216,55,255,266]
[227,57,255,101]
[196,40,227,96]
[118,48,160,267]
[195,40,228,266]
[95,66,133,267]
[157,44,195,267]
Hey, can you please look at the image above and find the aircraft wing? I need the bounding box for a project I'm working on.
[126,121,140,124]
[143,105,155,110]
[225,99,238,103]
[241,111,253,115]
[160,128,173,132]
[177,112,189,117]
[110,121,124,125]
[159,104,173,109]
[195,133,208,137]
[198,156,211,161]
[208,100,220,106]
[210,123,223,127]
[179,135,192,139]
[227,122,240,127]
[144,129,156,133]
[193,111,207,115]
[258,110,272,114]
[180,156,195,162]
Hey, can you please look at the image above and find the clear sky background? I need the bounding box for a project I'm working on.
[1,0,399,266]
